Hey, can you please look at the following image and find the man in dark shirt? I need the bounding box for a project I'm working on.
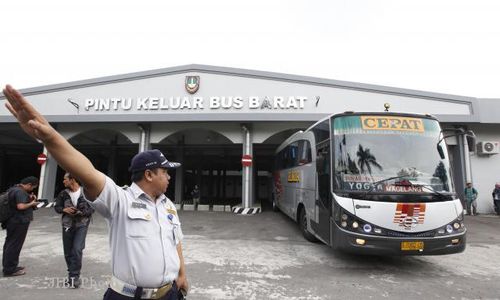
[2,176,39,276]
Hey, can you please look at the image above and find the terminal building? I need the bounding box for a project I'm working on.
[1,65,499,213]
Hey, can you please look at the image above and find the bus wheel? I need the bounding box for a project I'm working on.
[299,207,318,243]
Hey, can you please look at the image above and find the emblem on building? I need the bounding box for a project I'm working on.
[185,76,200,94]
[393,203,426,229]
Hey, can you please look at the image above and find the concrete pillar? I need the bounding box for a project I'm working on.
[222,169,227,201]
[463,134,472,183]
[241,124,254,208]
[107,140,117,180]
[216,170,221,199]
[38,147,58,201]
[138,124,151,152]
[457,134,467,184]
[174,146,184,204]
[197,161,203,201]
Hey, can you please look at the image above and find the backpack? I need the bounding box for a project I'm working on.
[0,190,15,223]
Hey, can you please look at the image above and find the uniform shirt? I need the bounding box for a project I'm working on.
[89,176,183,288]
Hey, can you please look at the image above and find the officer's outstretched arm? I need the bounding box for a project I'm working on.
[3,85,105,200]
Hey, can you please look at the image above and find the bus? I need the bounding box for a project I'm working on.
[272,112,468,255]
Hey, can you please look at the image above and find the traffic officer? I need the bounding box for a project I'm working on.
[3,85,188,299]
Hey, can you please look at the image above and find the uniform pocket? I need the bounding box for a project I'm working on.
[126,208,158,239]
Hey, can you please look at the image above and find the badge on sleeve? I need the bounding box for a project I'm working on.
[167,208,176,215]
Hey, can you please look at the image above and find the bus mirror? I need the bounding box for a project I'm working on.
[437,144,445,159]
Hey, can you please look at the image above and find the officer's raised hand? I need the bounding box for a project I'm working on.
[3,84,105,200]
[3,84,56,142]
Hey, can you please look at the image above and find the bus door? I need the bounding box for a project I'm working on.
[314,141,331,243]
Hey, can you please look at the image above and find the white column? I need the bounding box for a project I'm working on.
[174,147,184,204]
[463,134,472,183]
[38,147,58,201]
[241,124,254,208]
[37,147,48,200]
[138,124,151,152]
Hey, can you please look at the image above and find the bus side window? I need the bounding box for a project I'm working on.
[298,140,312,165]
[286,142,299,169]
[311,119,330,144]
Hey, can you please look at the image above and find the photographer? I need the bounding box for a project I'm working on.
[2,176,39,277]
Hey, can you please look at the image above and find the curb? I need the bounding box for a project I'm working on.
[231,206,262,214]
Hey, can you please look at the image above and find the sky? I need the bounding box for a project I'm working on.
[1,0,499,98]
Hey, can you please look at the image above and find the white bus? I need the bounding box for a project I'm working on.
[272,112,468,255]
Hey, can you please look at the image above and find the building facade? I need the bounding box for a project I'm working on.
[1,65,499,212]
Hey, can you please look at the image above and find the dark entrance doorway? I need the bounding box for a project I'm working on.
[0,126,44,192]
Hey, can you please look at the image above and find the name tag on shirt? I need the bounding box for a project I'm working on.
[131,202,147,209]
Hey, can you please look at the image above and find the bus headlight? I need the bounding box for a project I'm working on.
[335,208,378,235]
[436,217,466,236]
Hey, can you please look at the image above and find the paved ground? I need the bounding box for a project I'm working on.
[1,207,499,300]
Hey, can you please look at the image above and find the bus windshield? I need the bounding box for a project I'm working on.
[332,115,454,195]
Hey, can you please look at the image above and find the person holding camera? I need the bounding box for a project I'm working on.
[2,176,39,277]
[54,172,94,288]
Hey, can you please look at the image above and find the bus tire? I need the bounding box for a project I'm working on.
[299,207,318,243]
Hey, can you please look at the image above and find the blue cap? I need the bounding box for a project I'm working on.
[128,149,181,173]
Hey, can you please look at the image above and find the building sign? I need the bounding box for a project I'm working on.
[83,96,309,112]
[37,153,48,165]
[360,116,424,132]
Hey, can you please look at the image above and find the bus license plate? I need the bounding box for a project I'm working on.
[401,241,424,251]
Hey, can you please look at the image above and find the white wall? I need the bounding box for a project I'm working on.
[469,124,500,213]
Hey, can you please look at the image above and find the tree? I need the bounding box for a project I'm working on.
[356,144,382,178]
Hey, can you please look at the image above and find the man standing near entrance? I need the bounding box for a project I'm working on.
[3,85,188,299]
[54,172,94,288]
[492,183,500,215]
[191,185,200,208]
[464,181,478,216]
[2,176,39,277]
